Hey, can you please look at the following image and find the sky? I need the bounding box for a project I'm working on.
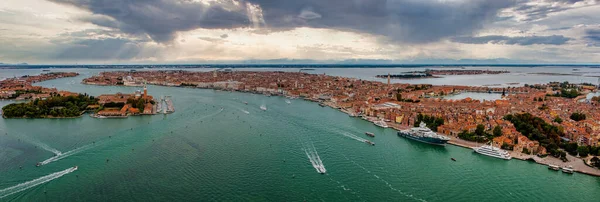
[0,0,599,64]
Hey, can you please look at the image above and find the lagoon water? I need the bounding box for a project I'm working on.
[1,67,600,201]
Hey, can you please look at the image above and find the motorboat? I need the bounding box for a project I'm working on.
[562,165,574,174]
[548,164,560,171]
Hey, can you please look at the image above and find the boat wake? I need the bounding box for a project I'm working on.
[341,132,369,143]
[39,144,95,166]
[13,134,62,156]
[198,108,224,120]
[0,166,77,199]
[302,143,326,174]
[238,108,250,114]
[35,142,62,156]
[340,154,427,202]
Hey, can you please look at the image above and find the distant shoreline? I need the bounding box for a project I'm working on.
[1,64,600,69]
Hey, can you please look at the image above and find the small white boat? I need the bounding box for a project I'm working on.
[260,105,267,111]
[373,120,389,128]
[548,164,560,171]
[562,165,574,174]
[285,100,291,104]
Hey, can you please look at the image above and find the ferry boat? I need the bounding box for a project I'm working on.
[473,143,512,160]
[373,120,389,128]
[562,165,574,174]
[397,122,450,146]
[548,164,560,171]
[365,132,375,137]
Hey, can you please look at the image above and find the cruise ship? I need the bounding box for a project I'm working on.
[397,122,450,145]
[473,143,512,160]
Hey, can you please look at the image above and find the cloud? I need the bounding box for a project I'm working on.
[54,38,142,60]
[49,0,518,44]
[451,35,572,45]
[245,0,517,43]
[297,8,321,20]
[511,0,597,21]
[198,36,227,43]
[584,29,600,46]
[49,0,250,43]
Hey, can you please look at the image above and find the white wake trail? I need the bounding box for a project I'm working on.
[36,143,62,156]
[199,108,224,120]
[0,166,77,199]
[12,134,62,156]
[303,142,326,174]
[39,144,95,166]
[341,132,368,143]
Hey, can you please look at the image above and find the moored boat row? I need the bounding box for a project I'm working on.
[548,164,574,174]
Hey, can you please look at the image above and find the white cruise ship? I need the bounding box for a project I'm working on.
[473,143,512,160]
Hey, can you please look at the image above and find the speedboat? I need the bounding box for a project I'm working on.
[73,166,78,170]
[260,105,267,111]
[451,158,456,161]
[365,140,375,146]
[243,101,248,105]
[285,100,291,104]
[365,132,375,137]
[36,162,41,167]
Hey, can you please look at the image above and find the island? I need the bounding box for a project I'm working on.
[0,72,79,100]
[0,72,168,119]
[378,69,510,80]
[2,93,98,118]
[82,70,600,175]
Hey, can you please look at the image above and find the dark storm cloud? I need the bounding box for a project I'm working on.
[451,35,572,45]
[245,0,517,43]
[584,29,600,46]
[48,0,520,44]
[55,38,142,60]
[49,0,250,43]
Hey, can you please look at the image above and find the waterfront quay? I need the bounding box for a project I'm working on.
[83,70,600,175]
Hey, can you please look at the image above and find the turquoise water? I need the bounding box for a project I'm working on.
[0,70,600,201]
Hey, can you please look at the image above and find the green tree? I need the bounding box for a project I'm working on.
[553,116,563,123]
[565,143,579,155]
[570,112,586,121]
[493,125,502,137]
[475,124,485,136]
[577,146,589,157]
